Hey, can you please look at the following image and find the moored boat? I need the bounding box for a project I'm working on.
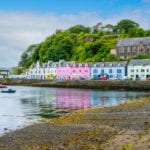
[1,89,16,93]
[0,85,7,88]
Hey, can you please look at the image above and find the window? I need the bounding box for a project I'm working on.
[141,69,145,72]
[130,69,134,73]
[109,69,112,73]
[93,69,98,73]
[117,69,122,73]
[73,70,76,73]
[101,69,104,74]
[109,75,113,78]
[130,75,134,78]
[85,70,88,73]
[147,69,149,72]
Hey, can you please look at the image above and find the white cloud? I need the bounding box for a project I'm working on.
[0,11,101,68]
[0,10,149,68]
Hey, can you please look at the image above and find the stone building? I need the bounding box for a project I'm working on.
[116,37,150,58]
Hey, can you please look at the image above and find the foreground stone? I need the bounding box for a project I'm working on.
[0,98,150,150]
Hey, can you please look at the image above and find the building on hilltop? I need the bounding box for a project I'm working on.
[116,37,150,58]
[127,59,150,80]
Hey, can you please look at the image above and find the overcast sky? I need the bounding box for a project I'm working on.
[0,0,150,68]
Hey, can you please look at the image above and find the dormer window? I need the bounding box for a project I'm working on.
[101,63,104,67]
[109,64,112,67]
[79,64,82,67]
[94,64,98,67]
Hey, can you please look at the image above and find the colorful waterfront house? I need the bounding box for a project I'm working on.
[91,61,128,80]
[44,61,58,79]
[56,60,75,80]
[57,60,91,80]
[26,60,58,80]
[71,63,91,80]
[26,61,44,79]
[127,59,150,80]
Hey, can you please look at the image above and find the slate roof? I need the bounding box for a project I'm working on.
[128,59,150,66]
[91,61,128,67]
[117,37,150,47]
[59,61,75,67]
[0,67,9,71]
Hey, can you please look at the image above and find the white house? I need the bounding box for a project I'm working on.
[26,61,58,79]
[127,59,150,80]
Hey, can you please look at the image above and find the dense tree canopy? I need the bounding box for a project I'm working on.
[18,19,150,68]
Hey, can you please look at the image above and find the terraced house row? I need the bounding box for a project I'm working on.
[26,59,150,80]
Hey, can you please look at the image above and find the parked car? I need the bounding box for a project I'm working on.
[99,76,108,80]
[72,77,78,80]
[147,77,150,80]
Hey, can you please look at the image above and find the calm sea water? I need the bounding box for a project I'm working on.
[0,86,150,135]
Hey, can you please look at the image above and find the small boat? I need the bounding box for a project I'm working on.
[1,89,16,93]
[0,85,7,88]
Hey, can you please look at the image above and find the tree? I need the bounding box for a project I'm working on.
[68,25,90,34]
[116,19,139,34]
[135,28,144,37]
[103,24,114,33]
[128,28,136,37]
[144,30,150,36]
[19,52,28,67]
[120,29,126,38]
[92,22,103,33]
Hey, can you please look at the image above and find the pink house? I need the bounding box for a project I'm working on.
[71,63,90,80]
[56,61,90,80]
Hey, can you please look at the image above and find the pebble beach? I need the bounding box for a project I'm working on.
[0,98,150,150]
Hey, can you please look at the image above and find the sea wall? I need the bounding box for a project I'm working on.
[1,79,150,91]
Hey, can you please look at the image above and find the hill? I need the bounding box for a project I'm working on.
[19,19,150,69]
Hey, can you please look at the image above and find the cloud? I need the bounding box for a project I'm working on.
[0,11,101,68]
[0,9,149,68]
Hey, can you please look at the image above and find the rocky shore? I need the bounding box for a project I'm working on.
[0,98,150,150]
[1,79,150,91]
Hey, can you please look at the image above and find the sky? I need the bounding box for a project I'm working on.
[0,0,150,68]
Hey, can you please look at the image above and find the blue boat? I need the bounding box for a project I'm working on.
[1,89,16,93]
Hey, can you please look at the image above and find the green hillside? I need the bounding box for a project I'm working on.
[19,19,150,68]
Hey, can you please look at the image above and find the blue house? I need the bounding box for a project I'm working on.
[90,61,128,80]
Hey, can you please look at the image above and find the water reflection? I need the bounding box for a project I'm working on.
[90,91,128,107]
[56,88,90,109]
[0,86,150,135]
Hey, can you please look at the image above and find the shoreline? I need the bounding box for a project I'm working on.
[1,79,150,91]
[0,98,150,149]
